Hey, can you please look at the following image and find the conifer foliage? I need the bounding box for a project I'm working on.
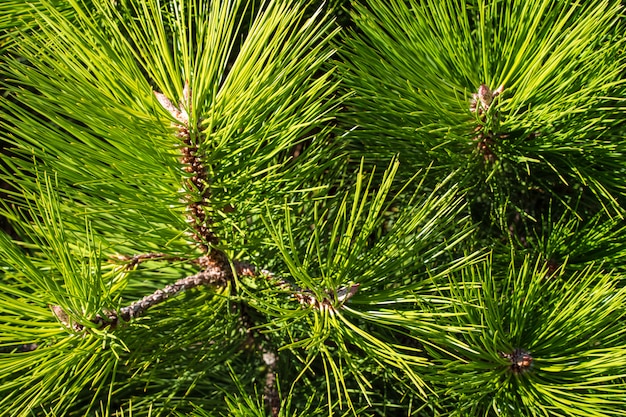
[1,0,626,416]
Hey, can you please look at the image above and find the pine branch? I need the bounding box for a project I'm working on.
[262,348,279,417]
[111,252,189,268]
[5,0,626,415]
[154,81,217,252]
[0,0,345,415]
[50,264,228,331]
[46,252,363,337]
[236,260,360,313]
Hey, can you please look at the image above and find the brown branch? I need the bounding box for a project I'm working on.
[51,265,228,331]
[111,253,189,269]
[110,253,230,270]
[154,81,217,253]
[262,349,280,417]
[114,266,228,323]
[234,262,281,415]
[45,257,358,352]
[234,260,360,313]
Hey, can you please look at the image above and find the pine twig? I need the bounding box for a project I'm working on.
[154,82,217,252]
[234,260,360,313]
[233,261,281,416]
[51,264,228,331]
[262,349,280,417]
[114,266,228,322]
[45,255,357,347]
[111,252,188,268]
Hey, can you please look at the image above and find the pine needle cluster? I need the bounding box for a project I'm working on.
[1,1,626,416]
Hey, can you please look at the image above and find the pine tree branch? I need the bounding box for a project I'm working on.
[235,260,360,313]
[113,266,228,323]
[154,81,217,253]
[232,263,283,416]
[45,233,357,417]
[154,81,292,415]
[262,348,279,417]
[50,260,229,332]
[46,254,360,337]
[111,253,189,268]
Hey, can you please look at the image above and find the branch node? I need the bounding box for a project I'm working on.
[499,348,533,373]
[470,83,504,114]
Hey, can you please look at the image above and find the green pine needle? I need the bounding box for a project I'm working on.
[339,0,626,219]
[431,254,626,416]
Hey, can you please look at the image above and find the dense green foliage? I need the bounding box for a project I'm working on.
[1,1,626,416]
